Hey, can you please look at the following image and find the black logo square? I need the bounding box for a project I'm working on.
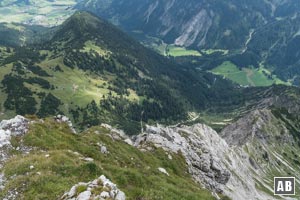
[274,177,295,195]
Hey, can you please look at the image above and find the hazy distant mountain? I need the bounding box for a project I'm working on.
[76,0,299,49]
[76,0,300,84]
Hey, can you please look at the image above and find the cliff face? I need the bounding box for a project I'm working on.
[131,108,300,199]
[131,123,267,199]
[134,124,231,193]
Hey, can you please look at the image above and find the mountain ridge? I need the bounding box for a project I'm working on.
[1,102,300,199]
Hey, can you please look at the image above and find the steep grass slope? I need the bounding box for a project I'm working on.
[0,117,217,200]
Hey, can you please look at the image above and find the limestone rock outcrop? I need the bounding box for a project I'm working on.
[132,120,275,200]
[61,175,126,200]
[0,115,29,148]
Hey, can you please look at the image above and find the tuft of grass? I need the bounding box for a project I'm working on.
[76,185,88,196]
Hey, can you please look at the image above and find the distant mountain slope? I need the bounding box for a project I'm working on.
[247,14,300,85]
[76,0,292,50]
[0,23,50,46]
[76,0,300,85]
[3,1,300,86]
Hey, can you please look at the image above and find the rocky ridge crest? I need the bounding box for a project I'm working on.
[124,108,299,200]
[0,109,299,199]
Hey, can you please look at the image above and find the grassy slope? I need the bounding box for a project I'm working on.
[37,47,140,108]
[131,32,229,58]
[80,40,112,57]
[211,61,288,87]
[243,109,300,198]
[211,61,249,85]
[166,45,202,57]
[38,55,111,106]
[0,41,142,120]
[0,119,218,200]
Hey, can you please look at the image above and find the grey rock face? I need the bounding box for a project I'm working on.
[76,191,91,200]
[174,9,212,47]
[0,115,29,149]
[0,115,29,136]
[221,109,273,146]
[132,118,281,200]
[134,124,231,193]
[100,145,108,154]
[221,108,295,148]
[0,115,30,163]
[0,116,33,200]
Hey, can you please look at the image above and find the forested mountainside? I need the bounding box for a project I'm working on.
[0,11,249,133]
[3,0,300,86]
